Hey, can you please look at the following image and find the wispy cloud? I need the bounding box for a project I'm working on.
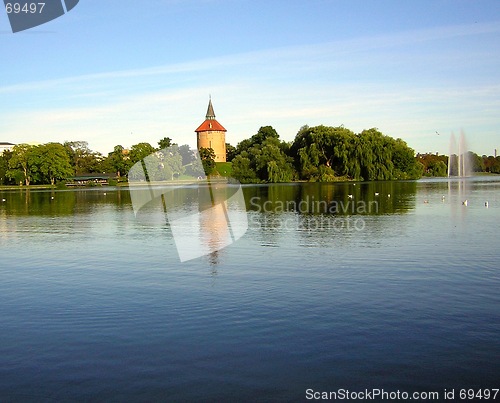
[2,20,499,94]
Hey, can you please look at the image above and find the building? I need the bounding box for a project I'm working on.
[0,142,15,154]
[195,98,227,162]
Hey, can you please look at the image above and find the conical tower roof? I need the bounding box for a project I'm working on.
[206,98,216,120]
[195,98,226,132]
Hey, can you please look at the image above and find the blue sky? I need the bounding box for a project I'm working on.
[1,0,499,155]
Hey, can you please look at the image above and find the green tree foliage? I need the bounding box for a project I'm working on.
[290,126,421,181]
[392,138,420,179]
[8,144,37,186]
[199,147,216,175]
[13,130,500,188]
[64,141,103,174]
[129,142,157,165]
[236,126,280,155]
[232,127,296,183]
[105,145,132,177]
[291,125,356,180]
[356,128,394,180]
[6,143,74,185]
[226,143,237,162]
[158,137,172,150]
[0,150,14,185]
[482,155,500,173]
[416,153,449,177]
[128,145,185,181]
[231,154,259,183]
[32,143,74,185]
[468,152,484,172]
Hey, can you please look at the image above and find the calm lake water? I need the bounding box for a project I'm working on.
[0,178,499,402]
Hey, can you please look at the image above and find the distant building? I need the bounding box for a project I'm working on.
[195,98,227,162]
[0,142,15,154]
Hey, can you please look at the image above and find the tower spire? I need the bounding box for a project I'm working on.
[206,97,215,120]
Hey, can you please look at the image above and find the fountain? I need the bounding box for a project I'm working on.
[448,131,471,177]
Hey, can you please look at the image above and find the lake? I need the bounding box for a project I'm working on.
[0,178,499,401]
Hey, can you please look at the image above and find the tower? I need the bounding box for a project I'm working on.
[195,98,227,162]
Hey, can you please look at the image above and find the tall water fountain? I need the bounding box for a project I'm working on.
[448,131,471,177]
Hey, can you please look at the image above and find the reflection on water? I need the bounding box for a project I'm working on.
[244,181,417,215]
[241,181,419,251]
[0,178,499,400]
[131,183,248,262]
[0,188,130,217]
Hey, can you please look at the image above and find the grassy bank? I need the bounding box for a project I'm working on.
[0,184,57,191]
[215,162,233,177]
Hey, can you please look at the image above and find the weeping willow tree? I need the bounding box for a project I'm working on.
[291,125,421,181]
[290,125,357,180]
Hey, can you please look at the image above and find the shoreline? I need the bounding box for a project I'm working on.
[1,172,499,191]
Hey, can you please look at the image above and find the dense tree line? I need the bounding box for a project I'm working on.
[416,153,449,177]
[1,143,73,186]
[482,155,500,173]
[416,151,500,176]
[229,125,423,183]
[229,125,500,183]
[0,137,207,186]
[1,127,499,186]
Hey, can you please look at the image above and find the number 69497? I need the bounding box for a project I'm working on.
[5,2,46,14]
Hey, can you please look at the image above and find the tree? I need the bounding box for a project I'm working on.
[8,144,36,186]
[232,129,296,183]
[199,147,216,175]
[416,153,448,177]
[290,125,422,181]
[290,125,357,180]
[226,143,237,162]
[176,144,204,177]
[129,142,156,165]
[253,137,295,182]
[357,128,394,180]
[252,126,280,145]
[64,141,103,174]
[391,138,420,179]
[468,152,484,172]
[232,153,259,183]
[236,126,280,154]
[106,145,132,177]
[178,144,196,166]
[0,150,14,185]
[156,145,185,180]
[483,155,500,173]
[32,143,74,185]
[428,160,448,177]
[158,137,172,150]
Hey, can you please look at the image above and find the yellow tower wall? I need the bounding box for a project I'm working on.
[197,131,226,162]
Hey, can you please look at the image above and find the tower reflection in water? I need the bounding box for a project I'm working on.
[128,147,248,263]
